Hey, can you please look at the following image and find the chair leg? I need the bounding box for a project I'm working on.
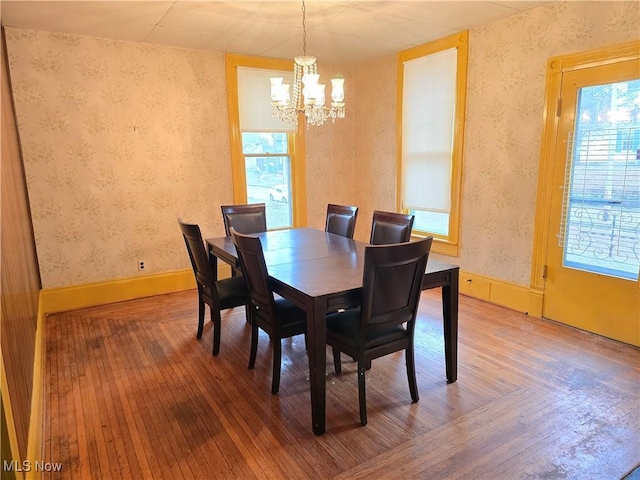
[211,308,222,356]
[358,360,367,426]
[244,304,252,324]
[271,339,282,395]
[332,347,342,374]
[248,323,259,369]
[405,346,419,403]
[196,294,205,339]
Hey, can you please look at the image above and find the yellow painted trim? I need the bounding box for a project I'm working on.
[40,270,195,314]
[1,348,25,480]
[290,130,307,226]
[396,31,468,257]
[40,264,233,315]
[557,39,639,72]
[396,53,404,213]
[225,54,246,204]
[448,31,469,258]
[530,56,562,290]
[528,288,544,319]
[460,270,542,317]
[24,296,46,480]
[224,53,307,226]
[425,237,459,257]
[218,263,232,280]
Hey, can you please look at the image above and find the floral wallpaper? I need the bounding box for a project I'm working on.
[353,55,399,242]
[305,64,356,232]
[352,1,639,286]
[5,1,639,290]
[5,29,235,288]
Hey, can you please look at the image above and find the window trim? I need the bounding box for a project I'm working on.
[225,54,307,227]
[396,31,468,257]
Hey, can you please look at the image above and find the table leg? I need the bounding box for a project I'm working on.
[442,269,459,383]
[208,249,219,282]
[307,297,327,435]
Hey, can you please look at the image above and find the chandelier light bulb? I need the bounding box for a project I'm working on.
[331,77,345,104]
[270,77,283,102]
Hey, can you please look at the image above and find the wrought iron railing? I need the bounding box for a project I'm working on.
[564,198,639,279]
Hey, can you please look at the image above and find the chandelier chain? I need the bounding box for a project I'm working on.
[301,0,307,56]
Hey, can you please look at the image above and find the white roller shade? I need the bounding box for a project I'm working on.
[402,48,457,212]
[238,67,296,133]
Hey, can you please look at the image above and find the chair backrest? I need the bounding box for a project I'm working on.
[369,210,415,245]
[360,237,432,334]
[325,204,358,239]
[230,228,276,324]
[221,203,267,236]
[178,218,215,291]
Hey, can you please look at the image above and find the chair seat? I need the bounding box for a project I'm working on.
[326,307,407,350]
[273,297,307,328]
[213,275,250,308]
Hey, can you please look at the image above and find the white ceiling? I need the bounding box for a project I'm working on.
[0,1,552,65]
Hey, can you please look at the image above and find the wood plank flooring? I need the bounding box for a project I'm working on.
[42,289,640,479]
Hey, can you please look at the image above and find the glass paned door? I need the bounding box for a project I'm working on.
[544,58,639,346]
[561,80,640,280]
[242,132,293,229]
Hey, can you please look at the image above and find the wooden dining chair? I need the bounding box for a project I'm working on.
[221,203,267,236]
[178,218,251,356]
[230,228,307,394]
[369,210,415,245]
[326,237,433,426]
[325,203,358,239]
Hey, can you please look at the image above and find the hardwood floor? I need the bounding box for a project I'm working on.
[42,289,640,479]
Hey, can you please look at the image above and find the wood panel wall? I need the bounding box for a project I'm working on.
[1,26,41,461]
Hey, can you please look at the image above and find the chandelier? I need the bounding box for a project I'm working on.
[269,0,345,127]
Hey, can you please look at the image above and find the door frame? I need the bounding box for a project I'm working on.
[530,40,640,317]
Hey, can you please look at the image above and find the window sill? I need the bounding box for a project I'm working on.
[412,234,458,257]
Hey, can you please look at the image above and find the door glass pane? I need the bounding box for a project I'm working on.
[242,132,293,229]
[563,79,640,280]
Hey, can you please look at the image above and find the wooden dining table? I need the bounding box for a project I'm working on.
[206,227,459,435]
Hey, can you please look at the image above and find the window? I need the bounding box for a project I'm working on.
[397,32,468,256]
[226,54,307,229]
[241,132,292,229]
[560,79,640,280]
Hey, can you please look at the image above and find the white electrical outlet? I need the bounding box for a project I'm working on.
[138,260,146,271]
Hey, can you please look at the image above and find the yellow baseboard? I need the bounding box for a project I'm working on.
[40,264,234,315]
[459,270,543,317]
[24,298,46,480]
[40,269,195,314]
